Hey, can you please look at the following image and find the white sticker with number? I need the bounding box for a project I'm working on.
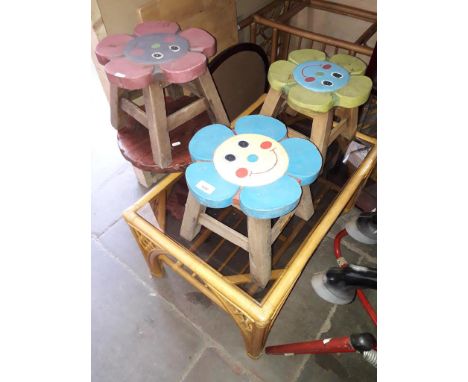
[196,180,216,195]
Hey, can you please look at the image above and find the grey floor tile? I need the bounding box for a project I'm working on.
[91,165,147,236]
[91,116,128,193]
[92,238,205,382]
[182,347,249,382]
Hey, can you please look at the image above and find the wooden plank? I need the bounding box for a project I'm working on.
[137,0,238,57]
[295,186,314,221]
[260,88,282,117]
[225,269,284,285]
[180,192,206,241]
[167,97,208,131]
[120,98,148,127]
[341,107,359,140]
[247,217,272,288]
[142,81,172,168]
[195,71,229,125]
[328,117,347,144]
[109,85,126,129]
[198,213,249,252]
[311,110,333,160]
[271,211,295,243]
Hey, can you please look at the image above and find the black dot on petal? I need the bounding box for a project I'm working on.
[238,141,249,148]
[225,154,236,161]
[332,72,343,78]
[323,80,333,86]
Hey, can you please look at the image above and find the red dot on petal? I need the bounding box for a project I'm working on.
[236,168,248,178]
[305,76,315,82]
[260,141,272,149]
[322,64,332,69]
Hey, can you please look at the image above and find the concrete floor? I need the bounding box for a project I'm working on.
[92,115,377,381]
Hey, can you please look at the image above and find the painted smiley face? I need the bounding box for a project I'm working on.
[293,60,350,92]
[213,134,289,187]
[123,33,189,65]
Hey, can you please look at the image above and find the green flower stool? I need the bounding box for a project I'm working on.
[260,49,372,160]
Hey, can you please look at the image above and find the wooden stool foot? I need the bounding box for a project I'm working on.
[247,217,272,288]
[180,192,206,241]
[311,110,333,161]
[260,88,282,117]
[295,186,315,221]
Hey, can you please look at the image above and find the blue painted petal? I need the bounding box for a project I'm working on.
[282,138,322,185]
[189,124,234,161]
[186,162,239,208]
[234,115,287,141]
[239,176,301,219]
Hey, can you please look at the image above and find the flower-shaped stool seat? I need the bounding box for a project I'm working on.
[260,49,372,161]
[95,21,229,179]
[180,115,322,287]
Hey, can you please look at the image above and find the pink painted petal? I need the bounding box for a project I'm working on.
[104,57,154,90]
[178,28,216,57]
[134,21,180,36]
[95,34,133,65]
[160,52,207,84]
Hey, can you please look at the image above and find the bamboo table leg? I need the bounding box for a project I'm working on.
[143,81,172,168]
[311,110,333,161]
[247,217,272,288]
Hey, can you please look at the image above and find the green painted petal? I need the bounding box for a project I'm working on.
[288,49,326,65]
[334,75,372,108]
[267,60,297,91]
[287,84,334,115]
[329,54,367,75]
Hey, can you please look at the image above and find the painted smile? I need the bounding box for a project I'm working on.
[250,148,279,176]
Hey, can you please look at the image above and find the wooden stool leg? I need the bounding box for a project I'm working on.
[259,88,282,117]
[132,167,156,188]
[180,192,206,241]
[109,84,127,130]
[247,217,272,288]
[311,110,333,161]
[342,107,359,141]
[295,186,314,221]
[143,81,172,168]
[195,71,229,125]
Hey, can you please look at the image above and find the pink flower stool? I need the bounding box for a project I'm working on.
[95,21,229,182]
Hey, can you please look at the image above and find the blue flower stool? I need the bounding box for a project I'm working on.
[180,115,322,287]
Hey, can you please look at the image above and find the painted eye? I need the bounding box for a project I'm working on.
[169,45,180,52]
[322,80,333,86]
[238,141,249,148]
[225,154,236,161]
[332,72,343,78]
[152,52,164,59]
